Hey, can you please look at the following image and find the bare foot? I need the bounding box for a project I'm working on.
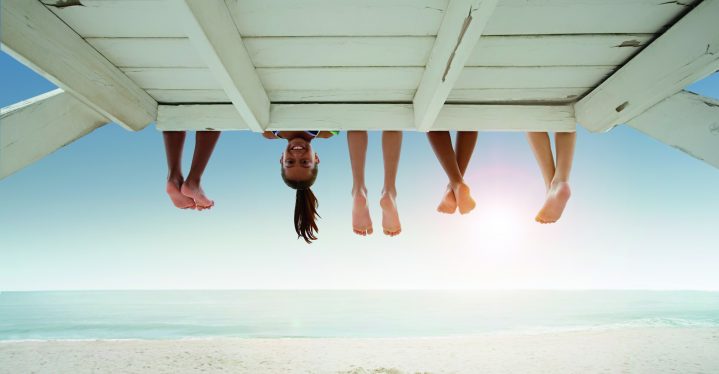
[535,181,571,224]
[380,192,401,237]
[452,182,476,215]
[437,185,457,214]
[166,178,195,210]
[352,189,373,236]
[181,179,214,210]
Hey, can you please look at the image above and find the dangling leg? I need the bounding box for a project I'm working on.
[380,131,402,236]
[163,131,195,209]
[427,131,476,214]
[181,131,221,210]
[348,131,373,236]
[436,131,478,214]
[528,131,575,223]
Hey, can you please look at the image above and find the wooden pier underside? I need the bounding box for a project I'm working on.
[1,0,719,178]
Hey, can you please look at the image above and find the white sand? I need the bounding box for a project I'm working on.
[1,327,718,374]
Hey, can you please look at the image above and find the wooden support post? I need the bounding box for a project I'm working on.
[414,0,499,131]
[1,0,157,131]
[627,91,719,169]
[1,89,109,179]
[157,103,575,132]
[575,0,719,133]
[174,0,270,132]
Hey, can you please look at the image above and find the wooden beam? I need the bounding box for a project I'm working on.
[156,103,575,132]
[575,0,719,133]
[1,89,109,179]
[174,0,270,132]
[414,0,499,131]
[0,0,157,131]
[627,91,719,169]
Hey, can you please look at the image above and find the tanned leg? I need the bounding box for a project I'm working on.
[380,131,402,236]
[347,131,373,235]
[437,131,479,214]
[163,131,195,209]
[427,131,476,215]
[528,132,575,223]
[527,132,555,190]
[181,131,221,210]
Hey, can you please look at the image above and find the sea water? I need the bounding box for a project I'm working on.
[1,290,718,340]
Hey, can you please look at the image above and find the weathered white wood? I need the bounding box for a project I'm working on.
[485,0,699,35]
[434,104,575,131]
[155,88,582,104]
[175,0,270,132]
[456,66,615,89]
[157,104,250,131]
[156,103,575,132]
[414,0,499,131]
[257,68,425,91]
[84,34,652,70]
[627,91,719,169]
[1,0,157,131]
[468,34,653,67]
[0,89,109,179]
[121,68,221,90]
[147,89,230,103]
[448,88,587,103]
[42,0,696,38]
[130,66,604,102]
[575,0,719,133]
[86,38,205,68]
[243,37,435,67]
[43,0,185,38]
[227,0,448,37]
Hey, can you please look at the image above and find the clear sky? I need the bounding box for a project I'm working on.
[1,51,718,291]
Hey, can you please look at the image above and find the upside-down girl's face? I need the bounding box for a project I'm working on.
[280,137,320,181]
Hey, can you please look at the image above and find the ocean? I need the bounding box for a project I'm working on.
[1,290,718,340]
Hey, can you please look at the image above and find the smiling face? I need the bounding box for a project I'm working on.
[280,137,320,182]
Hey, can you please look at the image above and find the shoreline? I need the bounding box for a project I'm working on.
[2,327,719,373]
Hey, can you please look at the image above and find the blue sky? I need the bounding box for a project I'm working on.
[1,51,718,291]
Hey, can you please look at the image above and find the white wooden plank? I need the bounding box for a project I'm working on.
[414,0,499,131]
[157,104,250,131]
[1,89,108,179]
[455,66,615,89]
[243,37,435,67]
[175,0,270,132]
[134,66,601,102]
[485,0,700,35]
[121,68,221,90]
[241,35,651,68]
[433,104,576,131]
[268,90,416,102]
[257,68,425,91]
[627,91,719,169]
[42,0,185,37]
[147,89,230,103]
[227,0,449,37]
[1,0,157,131]
[41,0,697,38]
[468,34,653,67]
[575,0,719,132]
[447,88,588,103]
[156,103,576,132]
[86,38,205,68]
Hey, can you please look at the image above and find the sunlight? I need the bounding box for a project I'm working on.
[471,199,527,253]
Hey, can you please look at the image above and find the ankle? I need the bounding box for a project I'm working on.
[352,185,367,197]
[167,173,184,184]
[184,177,201,187]
[381,187,397,198]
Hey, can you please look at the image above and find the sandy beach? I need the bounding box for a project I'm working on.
[1,327,718,373]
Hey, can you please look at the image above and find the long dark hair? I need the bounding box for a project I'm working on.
[281,166,320,243]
